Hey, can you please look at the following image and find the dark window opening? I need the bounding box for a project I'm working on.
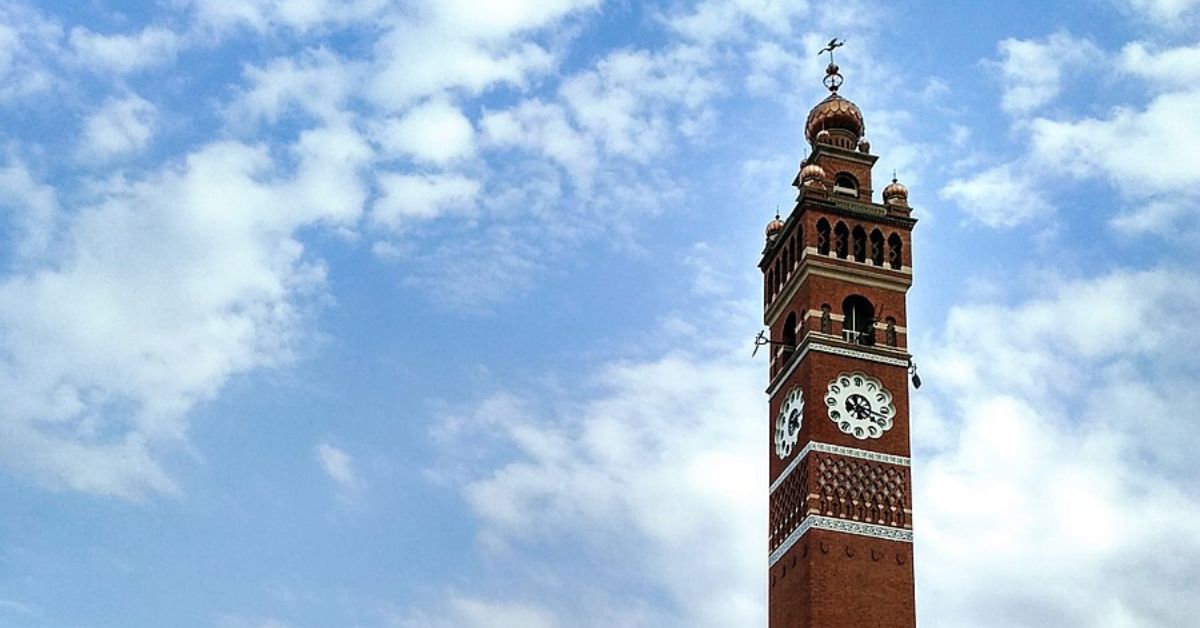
[888,233,903,270]
[834,222,849,259]
[852,226,867,263]
[842,295,875,346]
[870,230,885,266]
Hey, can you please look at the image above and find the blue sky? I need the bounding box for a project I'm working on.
[1,0,1199,626]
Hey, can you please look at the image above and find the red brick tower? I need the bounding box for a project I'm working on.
[761,55,917,628]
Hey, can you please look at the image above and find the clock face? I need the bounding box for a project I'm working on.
[774,386,804,458]
[825,372,896,440]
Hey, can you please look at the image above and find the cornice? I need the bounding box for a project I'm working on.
[769,516,913,566]
[766,336,910,397]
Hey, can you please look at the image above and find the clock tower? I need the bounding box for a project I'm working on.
[762,58,917,628]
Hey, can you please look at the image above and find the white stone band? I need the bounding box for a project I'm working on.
[766,340,909,396]
[770,441,910,494]
[769,516,913,566]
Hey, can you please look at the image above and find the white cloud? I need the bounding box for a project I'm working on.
[1118,41,1200,89]
[0,160,60,261]
[433,344,765,627]
[227,47,361,126]
[560,45,718,160]
[0,127,369,497]
[940,164,1052,228]
[366,0,599,111]
[0,3,62,102]
[375,100,476,165]
[403,597,561,628]
[917,268,1200,627]
[315,442,360,492]
[373,173,480,227]
[1027,87,1200,236]
[481,100,597,184]
[185,0,386,33]
[1121,0,1200,21]
[664,0,810,43]
[745,41,805,95]
[68,26,179,74]
[79,94,158,161]
[991,32,1102,114]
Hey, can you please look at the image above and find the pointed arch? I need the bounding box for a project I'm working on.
[833,222,849,259]
[795,227,804,266]
[816,219,831,255]
[870,229,885,266]
[888,233,903,270]
[851,225,867,262]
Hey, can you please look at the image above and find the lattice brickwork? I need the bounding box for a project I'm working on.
[770,452,911,553]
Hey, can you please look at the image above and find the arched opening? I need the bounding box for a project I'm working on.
[870,229,885,266]
[833,222,849,259]
[833,173,858,196]
[783,312,798,350]
[851,226,867,263]
[888,233,903,270]
[766,269,774,302]
[795,227,803,266]
[816,219,831,255]
[842,295,875,346]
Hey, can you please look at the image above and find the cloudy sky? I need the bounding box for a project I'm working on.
[0,0,1198,626]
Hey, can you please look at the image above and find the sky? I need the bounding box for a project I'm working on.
[0,0,1198,626]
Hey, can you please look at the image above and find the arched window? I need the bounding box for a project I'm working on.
[888,233,903,270]
[795,227,803,266]
[783,312,797,349]
[784,246,792,281]
[842,295,875,346]
[766,270,774,303]
[774,258,782,295]
[870,229,885,266]
[834,222,849,259]
[851,226,867,263]
[834,173,858,196]
[816,219,831,255]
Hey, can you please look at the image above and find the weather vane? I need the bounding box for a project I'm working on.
[817,38,845,93]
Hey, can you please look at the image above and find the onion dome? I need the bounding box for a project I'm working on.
[883,177,909,206]
[765,213,785,238]
[857,137,871,153]
[805,93,865,145]
[800,162,826,186]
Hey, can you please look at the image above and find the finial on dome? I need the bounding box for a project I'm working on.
[766,211,785,238]
[883,173,909,207]
[817,38,845,93]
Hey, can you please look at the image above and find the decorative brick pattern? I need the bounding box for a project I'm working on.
[770,451,911,556]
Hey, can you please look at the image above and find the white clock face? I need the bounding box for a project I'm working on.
[774,386,804,458]
[824,372,895,440]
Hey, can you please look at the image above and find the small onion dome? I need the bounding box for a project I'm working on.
[815,129,832,145]
[857,137,871,153]
[883,178,909,205]
[765,214,785,237]
[804,93,865,144]
[800,162,826,185]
